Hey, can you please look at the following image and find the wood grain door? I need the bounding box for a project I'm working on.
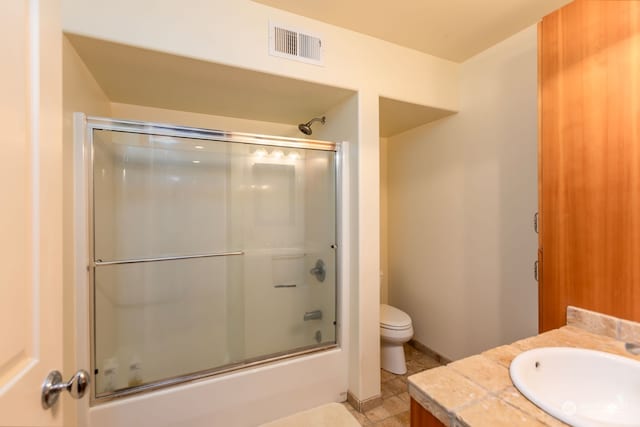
[539,0,640,331]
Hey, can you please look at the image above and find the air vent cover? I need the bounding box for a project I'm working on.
[269,22,323,66]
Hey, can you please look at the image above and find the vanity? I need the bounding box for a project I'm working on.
[408,307,640,426]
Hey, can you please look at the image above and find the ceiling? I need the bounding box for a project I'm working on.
[253,0,572,62]
[379,98,454,137]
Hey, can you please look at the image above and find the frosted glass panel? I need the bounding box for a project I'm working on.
[93,130,234,262]
[252,163,295,225]
[91,126,337,399]
[94,256,242,395]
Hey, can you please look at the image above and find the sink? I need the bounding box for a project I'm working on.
[510,347,640,427]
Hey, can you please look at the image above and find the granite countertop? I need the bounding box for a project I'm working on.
[407,307,640,427]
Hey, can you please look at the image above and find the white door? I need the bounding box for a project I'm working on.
[0,0,64,426]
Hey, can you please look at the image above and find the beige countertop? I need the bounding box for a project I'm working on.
[407,307,640,427]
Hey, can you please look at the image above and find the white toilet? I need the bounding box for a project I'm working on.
[380,304,414,375]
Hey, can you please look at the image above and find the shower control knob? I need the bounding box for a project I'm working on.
[41,369,90,409]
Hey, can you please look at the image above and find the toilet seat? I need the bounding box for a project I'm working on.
[381,323,412,331]
[380,304,412,330]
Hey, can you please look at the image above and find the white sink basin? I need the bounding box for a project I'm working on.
[510,347,640,427]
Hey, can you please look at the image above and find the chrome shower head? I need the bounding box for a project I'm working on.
[298,116,326,135]
[298,123,313,135]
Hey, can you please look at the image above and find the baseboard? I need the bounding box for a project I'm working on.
[346,391,382,413]
[409,339,452,365]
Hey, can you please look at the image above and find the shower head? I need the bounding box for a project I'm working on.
[298,116,326,135]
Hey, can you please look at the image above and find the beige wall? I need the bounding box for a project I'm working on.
[110,103,299,137]
[62,1,458,111]
[353,91,381,398]
[62,36,112,427]
[380,137,389,304]
[311,94,371,398]
[387,26,538,361]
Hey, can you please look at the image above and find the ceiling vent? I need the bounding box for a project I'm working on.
[269,22,323,66]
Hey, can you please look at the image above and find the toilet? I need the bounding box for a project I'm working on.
[380,304,414,375]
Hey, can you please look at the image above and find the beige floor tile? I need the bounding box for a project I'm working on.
[394,411,410,426]
[396,392,410,403]
[381,369,396,383]
[381,386,395,399]
[414,354,441,369]
[381,378,407,398]
[365,405,392,423]
[373,416,403,427]
[407,353,439,372]
[360,418,374,427]
[405,359,426,375]
[376,342,441,425]
[404,344,421,361]
[382,395,408,416]
[343,402,370,426]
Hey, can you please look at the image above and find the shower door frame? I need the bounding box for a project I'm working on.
[77,114,343,405]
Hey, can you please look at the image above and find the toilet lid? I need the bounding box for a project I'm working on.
[380,304,412,329]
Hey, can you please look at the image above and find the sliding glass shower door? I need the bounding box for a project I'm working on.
[89,120,338,400]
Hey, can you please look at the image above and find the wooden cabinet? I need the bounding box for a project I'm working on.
[539,0,640,331]
[410,398,446,427]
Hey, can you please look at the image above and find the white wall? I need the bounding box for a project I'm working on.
[387,25,539,361]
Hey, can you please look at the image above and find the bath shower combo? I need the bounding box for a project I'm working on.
[79,115,340,405]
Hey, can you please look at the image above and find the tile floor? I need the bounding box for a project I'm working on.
[344,343,441,426]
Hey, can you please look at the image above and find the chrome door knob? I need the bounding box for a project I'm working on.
[41,369,90,409]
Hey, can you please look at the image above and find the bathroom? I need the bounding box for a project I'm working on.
[3,0,640,426]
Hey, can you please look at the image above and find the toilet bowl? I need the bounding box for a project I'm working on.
[380,304,413,375]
